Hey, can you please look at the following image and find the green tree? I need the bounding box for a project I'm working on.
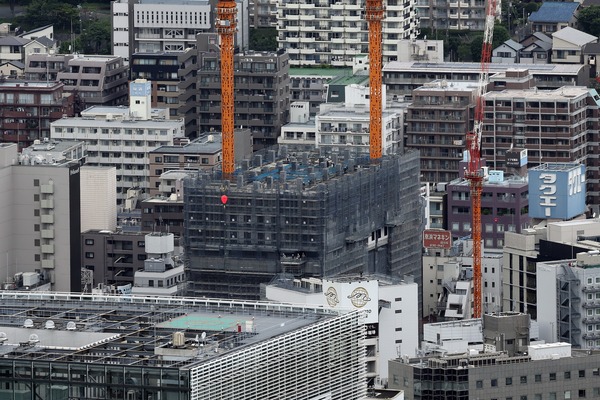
[249,28,277,51]
[578,6,600,37]
[79,19,111,54]
[20,0,78,32]
[470,25,511,62]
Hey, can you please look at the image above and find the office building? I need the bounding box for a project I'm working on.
[389,341,600,400]
[265,273,419,387]
[0,291,366,399]
[183,147,424,314]
[276,0,418,66]
[50,79,185,205]
[0,142,82,292]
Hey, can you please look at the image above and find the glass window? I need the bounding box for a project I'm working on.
[564,371,571,379]
[491,378,498,387]
[534,374,541,382]
[476,380,483,389]
[506,377,512,386]
[520,376,527,384]
[549,373,556,381]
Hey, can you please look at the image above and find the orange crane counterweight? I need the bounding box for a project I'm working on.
[366,0,384,160]
[217,0,237,179]
[465,0,496,319]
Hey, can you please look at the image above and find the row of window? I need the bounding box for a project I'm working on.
[478,368,600,390]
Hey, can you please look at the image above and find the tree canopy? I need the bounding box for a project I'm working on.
[578,6,600,38]
[19,0,79,32]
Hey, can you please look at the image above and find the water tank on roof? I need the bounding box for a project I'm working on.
[173,331,185,347]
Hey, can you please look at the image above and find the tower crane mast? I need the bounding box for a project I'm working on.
[217,0,237,179]
[366,0,385,160]
[465,0,496,318]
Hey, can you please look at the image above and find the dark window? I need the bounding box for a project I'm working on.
[476,380,483,389]
[34,239,40,247]
[34,194,39,202]
[34,209,40,216]
[579,389,586,398]
[33,179,39,186]
[149,280,154,287]
[520,376,527,384]
[34,254,40,262]
[85,252,94,259]
[506,377,512,386]
[138,241,145,247]
[535,374,541,382]
[85,239,94,245]
[491,379,498,387]
[34,224,39,232]
[579,370,585,378]
[549,373,556,381]
[565,371,571,379]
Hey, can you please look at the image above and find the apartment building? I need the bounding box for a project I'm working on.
[0,142,82,292]
[417,0,488,32]
[111,0,211,63]
[25,53,129,106]
[50,80,185,205]
[130,49,196,118]
[289,67,349,116]
[276,0,418,66]
[0,81,75,150]
[405,80,477,183]
[192,34,290,148]
[482,85,600,203]
[383,61,589,99]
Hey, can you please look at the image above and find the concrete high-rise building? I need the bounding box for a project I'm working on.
[50,79,185,206]
[183,147,424,315]
[111,0,211,64]
[265,274,419,387]
[0,291,366,399]
[80,166,117,232]
[190,33,290,148]
[0,142,82,292]
[405,80,478,183]
[417,0,488,32]
[276,0,418,66]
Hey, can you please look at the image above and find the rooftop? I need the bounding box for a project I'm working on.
[150,134,222,154]
[0,292,344,367]
[484,86,590,100]
[384,61,585,74]
[289,67,353,78]
[528,2,579,23]
[531,162,585,172]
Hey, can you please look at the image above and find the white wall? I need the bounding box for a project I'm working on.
[80,166,117,232]
[536,262,559,343]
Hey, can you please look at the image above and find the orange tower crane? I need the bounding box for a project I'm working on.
[366,0,385,160]
[465,0,496,319]
[217,0,237,179]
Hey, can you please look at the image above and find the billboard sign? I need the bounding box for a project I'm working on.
[506,148,528,168]
[528,164,586,219]
[423,229,452,249]
[323,279,378,324]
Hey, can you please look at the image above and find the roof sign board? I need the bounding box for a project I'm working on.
[528,163,586,219]
[423,229,452,249]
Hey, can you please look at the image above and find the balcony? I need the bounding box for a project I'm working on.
[41,259,54,269]
[41,244,54,254]
[40,184,54,194]
[41,229,54,239]
[40,199,54,209]
[41,214,54,224]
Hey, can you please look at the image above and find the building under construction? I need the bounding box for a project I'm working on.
[183,146,423,307]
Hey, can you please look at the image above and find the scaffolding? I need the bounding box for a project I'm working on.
[184,146,424,303]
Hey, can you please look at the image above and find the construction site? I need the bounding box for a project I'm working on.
[183,146,423,302]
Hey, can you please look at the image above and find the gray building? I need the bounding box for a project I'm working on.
[0,142,82,292]
[0,291,366,400]
[25,53,129,107]
[188,33,290,148]
[183,146,424,316]
[389,343,600,400]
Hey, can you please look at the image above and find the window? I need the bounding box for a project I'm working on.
[579,370,585,378]
[85,252,94,259]
[85,239,94,245]
[33,179,39,186]
[578,389,586,398]
[35,254,40,262]
[549,373,556,381]
[564,390,571,399]
[476,380,483,389]
[491,378,498,387]
[564,371,571,379]
[506,377,512,386]
[138,241,145,247]
[535,374,541,382]
[137,254,147,261]
[149,280,154,287]
[34,239,39,247]
[593,368,599,376]
[520,376,527,384]
[34,224,39,232]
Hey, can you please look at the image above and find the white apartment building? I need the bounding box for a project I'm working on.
[276,0,418,66]
[265,274,419,387]
[316,84,401,155]
[111,0,212,63]
[278,102,317,150]
[50,80,185,206]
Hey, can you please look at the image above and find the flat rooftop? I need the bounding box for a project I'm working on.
[485,86,589,100]
[384,61,585,74]
[0,292,343,367]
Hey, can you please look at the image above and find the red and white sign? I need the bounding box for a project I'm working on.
[423,229,452,249]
